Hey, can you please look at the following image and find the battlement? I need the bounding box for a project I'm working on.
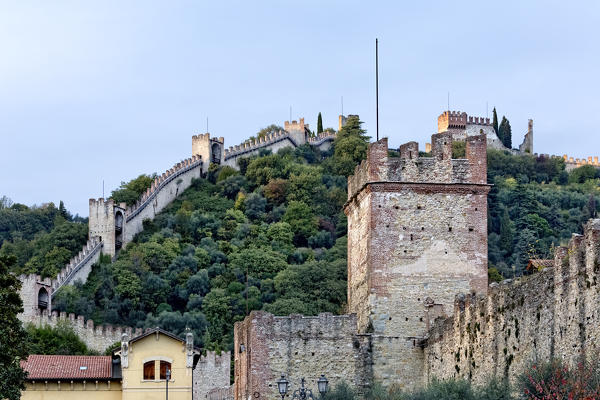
[52,236,103,292]
[425,218,600,386]
[22,307,141,353]
[284,117,308,132]
[347,133,488,203]
[124,155,202,221]
[307,131,337,145]
[223,130,289,159]
[438,111,491,133]
[563,154,600,170]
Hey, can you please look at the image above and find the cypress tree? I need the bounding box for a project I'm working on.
[317,112,323,134]
[498,116,512,149]
[492,107,499,134]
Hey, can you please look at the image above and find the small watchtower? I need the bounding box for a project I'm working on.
[192,133,225,165]
[344,133,490,388]
[88,198,126,257]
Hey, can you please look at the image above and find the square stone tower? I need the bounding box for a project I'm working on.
[88,198,126,257]
[344,133,490,387]
[192,133,225,165]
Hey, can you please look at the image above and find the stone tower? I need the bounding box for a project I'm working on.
[344,133,490,388]
[192,133,225,165]
[88,198,126,257]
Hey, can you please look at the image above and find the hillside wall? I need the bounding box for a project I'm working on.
[22,309,143,353]
[233,312,372,400]
[123,155,203,243]
[425,219,600,385]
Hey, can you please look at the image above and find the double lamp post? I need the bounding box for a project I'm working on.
[276,374,329,400]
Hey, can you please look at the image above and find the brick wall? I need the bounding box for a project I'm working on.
[233,312,372,400]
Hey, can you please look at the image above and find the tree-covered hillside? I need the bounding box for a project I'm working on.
[4,117,599,353]
[0,198,88,278]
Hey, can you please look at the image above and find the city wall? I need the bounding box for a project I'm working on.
[425,219,600,385]
[233,312,372,400]
[194,351,232,400]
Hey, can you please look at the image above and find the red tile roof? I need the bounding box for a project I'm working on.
[21,355,113,380]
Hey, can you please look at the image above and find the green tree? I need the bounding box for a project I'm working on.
[498,116,512,149]
[111,174,157,206]
[256,124,284,139]
[331,115,370,176]
[492,107,499,135]
[499,209,514,254]
[26,323,93,355]
[317,112,323,134]
[0,255,29,400]
[282,201,318,245]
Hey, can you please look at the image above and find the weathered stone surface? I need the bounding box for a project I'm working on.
[425,219,600,386]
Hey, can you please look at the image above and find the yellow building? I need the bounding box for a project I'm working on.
[20,328,228,400]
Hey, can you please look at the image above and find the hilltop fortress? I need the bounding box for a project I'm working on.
[15,110,600,398]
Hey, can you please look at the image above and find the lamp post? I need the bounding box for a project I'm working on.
[276,374,328,400]
[165,368,171,400]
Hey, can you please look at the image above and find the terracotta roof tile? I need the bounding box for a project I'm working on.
[527,259,554,270]
[21,355,113,380]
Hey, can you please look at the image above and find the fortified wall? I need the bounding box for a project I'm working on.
[233,312,372,400]
[563,154,600,172]
[425,219,600,384]
[194,351,232,400]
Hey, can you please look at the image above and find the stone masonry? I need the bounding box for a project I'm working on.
[344,134,489,388]
[425,219,600,385]
[233,312,372,400]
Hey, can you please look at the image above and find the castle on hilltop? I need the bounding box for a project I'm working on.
[433,110,533,154]
[234,132,600,398]
[17,109,600,398]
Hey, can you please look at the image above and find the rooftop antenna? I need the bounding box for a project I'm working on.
[486,101,488,118]
[375,38,379,141]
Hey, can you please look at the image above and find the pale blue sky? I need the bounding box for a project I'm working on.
[1,1,598,216]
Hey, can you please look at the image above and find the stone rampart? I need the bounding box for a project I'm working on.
[23,308,142,353]
[222,130,297,168]
[123,155,203,243]
[233,311,372,400]
[51,237,103,295]
[425,218,600,386]
[563,154,600,172]
[194,351,231,400]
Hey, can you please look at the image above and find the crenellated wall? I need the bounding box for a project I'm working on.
[51,237,103,294]
[563,153,600,172]
[424,219,600,386]
[122,155,203,243]
[23,308,142,353]
[233,311,372,400]
[194,351,231,400]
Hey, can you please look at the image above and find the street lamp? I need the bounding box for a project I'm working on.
[277,374,290,400]
[317,375,329,397]
[165,368,171,400]
[276,375,329,400]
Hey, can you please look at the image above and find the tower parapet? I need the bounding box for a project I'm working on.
[192,133,224,164]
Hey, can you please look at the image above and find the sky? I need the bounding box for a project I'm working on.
[0,1,599,216]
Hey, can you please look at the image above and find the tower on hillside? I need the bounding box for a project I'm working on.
[284,118,310,145]
[192,133,225,165]
[344,133,490,387]
[88,198,126,257]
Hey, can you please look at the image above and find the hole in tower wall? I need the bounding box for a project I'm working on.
[448,227,452,232]
[410,234,413,241]
[469,227,474,232]
[394,205,399,210]
[475,208,478,211]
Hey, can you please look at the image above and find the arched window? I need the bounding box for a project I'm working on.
[38,288,49,310]
[143,361,155,380]
[160,360,171,380]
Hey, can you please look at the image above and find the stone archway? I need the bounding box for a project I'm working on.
[38,287,49,310]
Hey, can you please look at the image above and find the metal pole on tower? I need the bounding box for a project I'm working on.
[376,38,379,141]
